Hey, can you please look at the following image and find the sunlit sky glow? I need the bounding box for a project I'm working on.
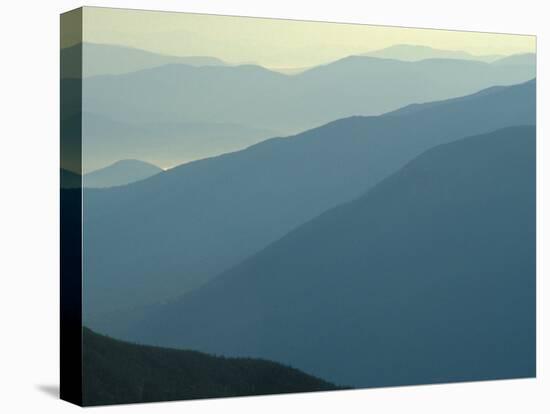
[75,6,536,69]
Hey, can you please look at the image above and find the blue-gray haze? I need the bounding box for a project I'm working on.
[119,126,536,388]
[83,80,535,323]
[83,159,162,188]
[72,50,535,169]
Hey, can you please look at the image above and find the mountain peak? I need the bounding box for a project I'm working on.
[363,44,502,62]
[84,159,162,188]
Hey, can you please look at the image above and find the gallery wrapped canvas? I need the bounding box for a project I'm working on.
[60,6,536,406]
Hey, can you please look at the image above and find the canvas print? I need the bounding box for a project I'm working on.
[60,7,536,407]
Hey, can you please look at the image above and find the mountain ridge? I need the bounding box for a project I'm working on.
[362,44,504,62]
[80,54,535,132]
[83,79,535,321]
[71,111,278,172]
[62,42,228,78]
[83,327,341,406]
[84,159,163,188]
[119,125,536,388]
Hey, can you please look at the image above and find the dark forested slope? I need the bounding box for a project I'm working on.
[83,80,535,319]
[123,126,536,388]
[82,328,340,406]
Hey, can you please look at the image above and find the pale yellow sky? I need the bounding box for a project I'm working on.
[77,6,535,68]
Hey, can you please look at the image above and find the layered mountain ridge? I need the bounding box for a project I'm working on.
[83,80,535,319]
[118,126,536,388]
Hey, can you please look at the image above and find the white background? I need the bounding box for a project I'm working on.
[0,0,547,412]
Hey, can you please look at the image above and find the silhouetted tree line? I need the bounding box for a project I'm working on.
[82,327,342,406]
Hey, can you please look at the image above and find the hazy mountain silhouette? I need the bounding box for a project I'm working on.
[82,327,340,406]
[84,159,163,188]
[81,55,535,133]
[120,126,536,388]
[61,168,81,189]
[83,80,535,320]
[362,44,502,62]
[494,53,536,66]
[385,83,510,117]
[270,65,312,75]
[62,43,227,78]
[76,112,277,172]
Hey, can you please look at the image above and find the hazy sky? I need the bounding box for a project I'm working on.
[77,6,536,69]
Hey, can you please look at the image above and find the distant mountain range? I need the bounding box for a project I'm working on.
[61,43,227,78]
[83,159,162,188]
[80,53,535,135]
[493,53,537,66]
[118,125,536,388]
[63,42,534,77]
[83,327,340,406]
[83,79,535,320]
[59,44,536,169]
[69,112,277,172]
[61,160,163,189]
[362,44,503,62]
